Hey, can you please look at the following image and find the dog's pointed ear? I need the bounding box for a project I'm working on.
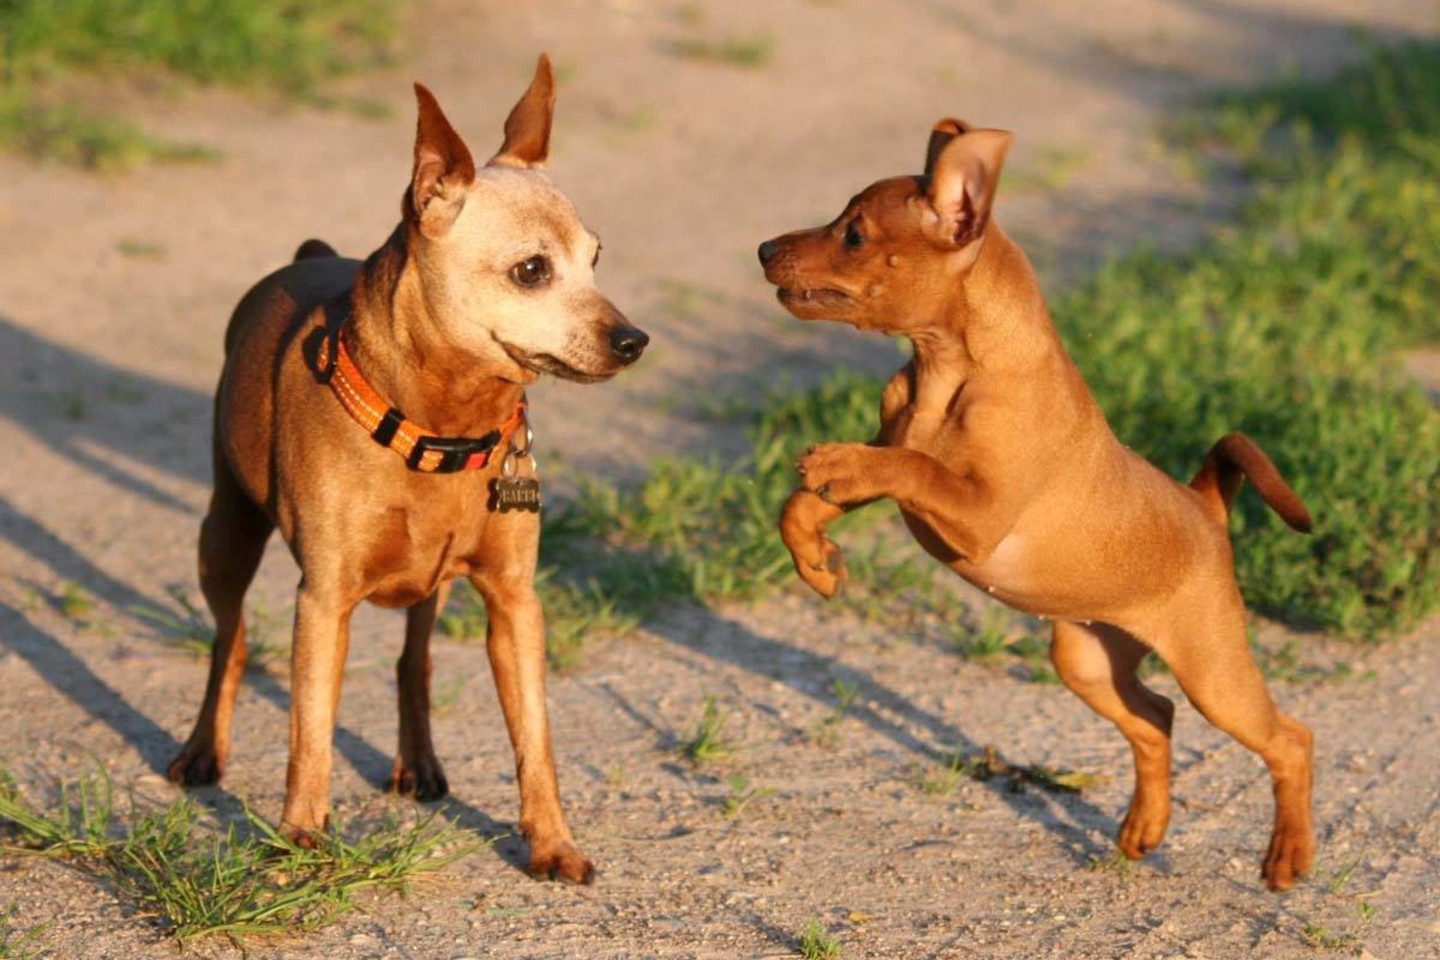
[924,118,972,178]
[925,128,1014,248]
[410,82,476,236]
[489,54,556,169]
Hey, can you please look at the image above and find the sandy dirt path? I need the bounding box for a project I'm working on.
[1,1,1437,957]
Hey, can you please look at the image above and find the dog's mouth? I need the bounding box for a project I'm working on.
[501,341,613,384]
[776,286,853,317]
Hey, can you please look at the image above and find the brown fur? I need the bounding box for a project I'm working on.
[167,56,648,884]
[760,119,1315,891]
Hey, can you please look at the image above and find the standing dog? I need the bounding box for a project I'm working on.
[759,120,1314,890]
[168,56,645,883]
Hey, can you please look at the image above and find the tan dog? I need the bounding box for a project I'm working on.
[167,56,646,883]
[759,119,1314,890]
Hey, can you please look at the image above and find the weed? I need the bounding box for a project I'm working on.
[130,586,285,667]
[0,903,47,960]
[914,749,979,797]
[720,775,775,819]
[959,606,1013,661]
[0,92,215,171]
[811,679,861,748]
[1005,144,1092,193]
[668,34,773,68]
[1086,850,1138,881]
[1318,855,1363,895]
[797,918,842,959]
[431,675,467,715]
[116,238,165,259]
[680,695,737,765]
[1301,901,1376,950]
[914,746,1103,796]
[55,583,92,623]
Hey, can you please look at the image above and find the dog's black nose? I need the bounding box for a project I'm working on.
[757,239,780,266]
[609,326,649,365]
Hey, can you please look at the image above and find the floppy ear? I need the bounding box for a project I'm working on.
[489,53,556,169]
[923,118,972,178]
[925,128,1014,248]
[410,82,476,236]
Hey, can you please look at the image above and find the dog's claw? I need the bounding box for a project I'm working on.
[167,743,224,787]
[529,843,595,885]
[387,757,450,802]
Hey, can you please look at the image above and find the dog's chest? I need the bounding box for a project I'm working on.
[362,488,507,607]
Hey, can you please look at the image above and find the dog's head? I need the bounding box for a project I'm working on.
[403,56,647,383]
[758,119,1014,333]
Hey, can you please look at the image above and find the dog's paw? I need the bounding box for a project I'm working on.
[1262,827,1313,892]
[1117,797,1169,860]
[796,443,881,505]
[528,841,595,884]
[779,490,847,599]
[166,742,224,787]
[387,755,450,802]
[792,534,847,599]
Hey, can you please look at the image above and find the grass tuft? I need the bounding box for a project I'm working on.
[680,695,738,765]
[668,34,774,68]
[0,903,48,960]
[797,918,842,959]
[0,766,478,946]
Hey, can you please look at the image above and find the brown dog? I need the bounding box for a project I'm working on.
[759,120,1314,890]
[167,56,646,883]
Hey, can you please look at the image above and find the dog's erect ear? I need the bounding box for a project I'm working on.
[490,54,556,169]
[924,118,972,178]
[925,128,1014,248]
[410,82,476,235]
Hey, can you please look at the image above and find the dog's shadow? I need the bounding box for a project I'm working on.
[620,603,1116,868]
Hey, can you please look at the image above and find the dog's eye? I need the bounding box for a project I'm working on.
[844,221,865,249]
[591,243,601,268]
[510,255,552,287]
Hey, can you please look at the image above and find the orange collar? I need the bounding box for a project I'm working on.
[326,330,527,474]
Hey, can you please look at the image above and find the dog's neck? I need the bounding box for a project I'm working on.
[346,225,528,439]
[907,221,1073,412]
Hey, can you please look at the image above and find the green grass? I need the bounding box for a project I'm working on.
[680,695,738,765]
[0,766,477,946]
[668,34,773,68]
[0,903,47,960]
[913,745,1103,797]
[0,0,403,168]
[719,774,775,819]
[554,41,1440,642]
[796,918,842,959]
[0,0,399,92]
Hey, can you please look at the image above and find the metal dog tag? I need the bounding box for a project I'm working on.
[492,475,541,513]
[490,433,542,513]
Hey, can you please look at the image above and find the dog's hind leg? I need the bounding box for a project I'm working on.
[1148,589,1314,890]
[168,447,274,785]
[1051,620,1175,860]
[389,582,452,800]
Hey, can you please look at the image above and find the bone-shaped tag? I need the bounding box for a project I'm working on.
[491,476,542,513]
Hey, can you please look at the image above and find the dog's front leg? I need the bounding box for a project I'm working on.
[280,586,354,844]
[472,572,594,883]
[798,442,1011,564]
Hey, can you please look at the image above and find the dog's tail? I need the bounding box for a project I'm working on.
[1189,432,1312,533]
[294,238,339,261]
